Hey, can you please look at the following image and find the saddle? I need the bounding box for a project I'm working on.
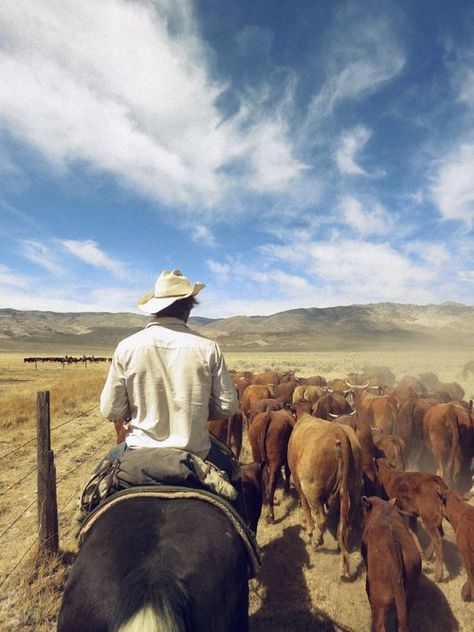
[79,445,238,521]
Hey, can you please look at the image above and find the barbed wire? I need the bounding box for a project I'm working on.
[0,534,39,590]
[0,441,107,588]
[0,466,36,498]
[0,436,37,463]
[0,495,38,543]
[0,405,100,464]
[50,405,99,432]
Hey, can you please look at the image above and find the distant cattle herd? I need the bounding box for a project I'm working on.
[23,355,112,366]
[200,362,474,630]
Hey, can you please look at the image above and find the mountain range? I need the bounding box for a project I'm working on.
[1,303,473,353]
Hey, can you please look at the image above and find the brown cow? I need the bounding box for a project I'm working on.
[207,411,243,459]
[298,375,327,386]
[434,381,465,402]
[252,371,281,385]
[439,490,474,601]
[398,375,427,395]
[249,397,283,421]
[312,393,353,420]
[372,431,407,471]
[395,397,437,469]
[353,389,398,434]
[274,377,297,406]
[423,402,474,489]
[375,459,448,582]
[287,414,363,578]
[240,384,274,425]
[248,410,294,523]
[292,399,313,420]
[338,414,377,496]
[240,462,264,534]
[232,376,252,400]
[361,496,421,632]
[292,384,325,405]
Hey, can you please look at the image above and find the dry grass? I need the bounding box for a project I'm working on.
[0,348,473,631]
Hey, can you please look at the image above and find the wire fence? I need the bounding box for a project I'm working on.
[0,401,108,590]
[0,405,99,465]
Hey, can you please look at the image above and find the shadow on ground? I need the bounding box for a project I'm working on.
[250,525,358,632]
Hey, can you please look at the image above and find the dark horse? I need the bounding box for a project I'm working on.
[58,495,250,631]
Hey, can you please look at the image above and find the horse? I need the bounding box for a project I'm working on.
[58,494,251,631]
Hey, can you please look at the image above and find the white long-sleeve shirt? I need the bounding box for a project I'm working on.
[100,317,238,458]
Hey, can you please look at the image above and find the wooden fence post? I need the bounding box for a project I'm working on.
[37,390,59,556]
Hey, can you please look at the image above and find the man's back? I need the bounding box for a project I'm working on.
[100,317,237,457]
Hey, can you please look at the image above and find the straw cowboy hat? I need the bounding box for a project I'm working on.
[138,269,205,314]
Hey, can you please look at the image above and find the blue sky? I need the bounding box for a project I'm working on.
[1,0,473,318]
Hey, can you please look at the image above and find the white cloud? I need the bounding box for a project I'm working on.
[193,225,216,247]
[0,0,304,215]
[404,242,452,270]
[335,126,371,175]
[431,143,474,226]
[307,17,405,120]
[263,238,435,304]
[207,260,231,283]
[0,264,30,288]
[341,196,392,237]
[22,239,64,276]
[60,239,127,276]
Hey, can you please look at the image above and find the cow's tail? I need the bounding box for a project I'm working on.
[115,569,191,632]
[259,413,272,467]
[447,406,460,486]
[335,432,352,551]
[392,542,409,631]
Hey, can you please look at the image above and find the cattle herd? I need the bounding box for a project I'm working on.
[23,355,111,366]
[207,364,474,631]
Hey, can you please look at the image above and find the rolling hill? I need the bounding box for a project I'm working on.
[0,303,473,353]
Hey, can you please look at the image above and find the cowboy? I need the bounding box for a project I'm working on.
[99,269,242,505]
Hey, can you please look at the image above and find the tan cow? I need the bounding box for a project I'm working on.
[287,414,363,578]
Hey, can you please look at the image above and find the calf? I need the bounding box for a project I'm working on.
[248,410,294,523]
[362,496,421,632]
[375,459,447,582]
[439,490,474,601]
[240,462,264,535]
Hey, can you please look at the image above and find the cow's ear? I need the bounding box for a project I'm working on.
[362,496,371,510]
[388,498,397,507]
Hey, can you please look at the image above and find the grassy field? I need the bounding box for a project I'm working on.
[0,348,472,630]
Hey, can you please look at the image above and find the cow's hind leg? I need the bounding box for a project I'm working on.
[372,604,388,632]
[293,475,314,538]
[283,462,291,494]
[312,498,327,548]
[266,465,279,524]
[424,523,444,582]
